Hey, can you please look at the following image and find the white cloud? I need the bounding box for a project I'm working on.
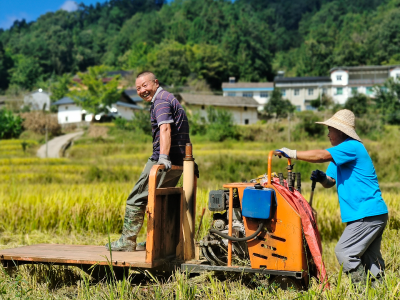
[60,1,78,12]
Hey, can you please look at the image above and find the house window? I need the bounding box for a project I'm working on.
[336,87,343,95]
[65,116,68,122]
[294,89,300,96]
[366,87,373,95]
[396,74,400,79]
[260,92,269,98]
[351,87,358,95]
[201,105,205,110]
[306,105,316,111]
[65,106,68,110]
[337,75,342,81]
[281,89,286,96]
[308,88,314,96]
[322,88,327,95]
[244,119,249,125]
[243,92,253,97]
[244,106,247,111]
[296,106,301,111]
[227,92,236,97]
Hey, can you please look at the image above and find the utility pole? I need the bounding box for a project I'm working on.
[288,113,291,143]
[42,102,48,158]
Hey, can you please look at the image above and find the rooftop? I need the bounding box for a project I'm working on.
[179,93,259,108]
[52,97,75,106]
[330,65,400,72]
[274,76,331,83]
[222,82,274,89]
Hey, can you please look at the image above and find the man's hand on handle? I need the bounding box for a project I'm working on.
[275,147,297,159]
[157,154,171,170]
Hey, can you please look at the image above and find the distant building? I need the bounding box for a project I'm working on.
[330,65,400,104]
[274,76,332,111]
[23,90,51,111]
[179,93,259,125]
[52,90,143,124]
[222,77,274,111]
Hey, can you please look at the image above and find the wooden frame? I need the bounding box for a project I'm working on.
[145,165,184,265]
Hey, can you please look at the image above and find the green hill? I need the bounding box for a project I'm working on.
[0,0,399,91]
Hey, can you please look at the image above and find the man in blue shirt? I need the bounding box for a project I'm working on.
[277,109,388,286]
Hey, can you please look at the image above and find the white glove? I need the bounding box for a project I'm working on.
[276,147,297,159]
[157,154,171,170]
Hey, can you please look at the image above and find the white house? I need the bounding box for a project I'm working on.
[52,90,143,124]
[23,90,51,111]
[222,78,274,111]
[330,65,400,104]
[52,97,86,124]
[274,76,332,111]
[179,93,259,125]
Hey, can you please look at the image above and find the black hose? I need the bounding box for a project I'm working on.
[201,246,217,266]
[210,222,264,242]
[207,246,227,266]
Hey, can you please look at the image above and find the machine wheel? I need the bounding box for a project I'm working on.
[269,275,303,291]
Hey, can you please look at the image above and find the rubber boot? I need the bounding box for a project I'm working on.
[348,264,367,288]
[105,205,145,252]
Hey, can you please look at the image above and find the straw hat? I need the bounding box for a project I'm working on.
[315,109,362,142]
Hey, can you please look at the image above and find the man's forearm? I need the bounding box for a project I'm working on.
[321,175,336,188]
[159,123,171,156]
[296,150,333,163]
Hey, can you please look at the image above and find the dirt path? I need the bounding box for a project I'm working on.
[37,131,84,158]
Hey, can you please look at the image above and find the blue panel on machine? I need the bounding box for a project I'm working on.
[242,187,276,219]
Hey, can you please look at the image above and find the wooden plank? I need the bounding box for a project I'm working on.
[146,165,162,264]
[155,187,182,196]
[0,244,160,268]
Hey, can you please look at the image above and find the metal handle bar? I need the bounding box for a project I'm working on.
[268,150,292,184]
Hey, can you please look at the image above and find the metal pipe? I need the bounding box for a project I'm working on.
[228,188,233,266]
[297,172,301,194]
[278,173,284,186]
[210,222,264,242]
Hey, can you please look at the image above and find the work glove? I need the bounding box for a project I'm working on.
[157,154,171,170]
[275,147,297,159]
[310,169,326,183]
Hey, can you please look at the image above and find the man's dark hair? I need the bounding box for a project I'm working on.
[137,71,157,80]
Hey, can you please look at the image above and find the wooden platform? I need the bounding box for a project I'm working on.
[0,244,162,268]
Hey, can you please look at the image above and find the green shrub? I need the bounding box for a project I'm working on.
[344,93,369,117]
[0,108,23,139]
[293,111,325,140]
[113,109,151,134]
[206,107,240,141]
[188,111,207,136]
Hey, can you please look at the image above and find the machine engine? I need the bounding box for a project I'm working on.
[199,189,249,265]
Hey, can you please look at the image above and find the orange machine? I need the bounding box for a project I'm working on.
[182,150,316,289]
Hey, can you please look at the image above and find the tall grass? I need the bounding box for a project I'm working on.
[0,126,400,298]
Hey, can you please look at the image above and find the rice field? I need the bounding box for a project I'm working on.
[0,128,400,299]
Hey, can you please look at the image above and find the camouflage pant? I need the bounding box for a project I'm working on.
[122,158,183,240]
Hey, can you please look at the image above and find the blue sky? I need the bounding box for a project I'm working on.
[0,0,107,30]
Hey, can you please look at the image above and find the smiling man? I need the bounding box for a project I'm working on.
[106,71,191,252]
[277,109,388,287]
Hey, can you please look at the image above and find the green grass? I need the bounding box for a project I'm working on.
[0,125,400,299]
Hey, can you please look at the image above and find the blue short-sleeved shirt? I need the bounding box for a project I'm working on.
[326,138,388,223]
[150,87,190,165]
